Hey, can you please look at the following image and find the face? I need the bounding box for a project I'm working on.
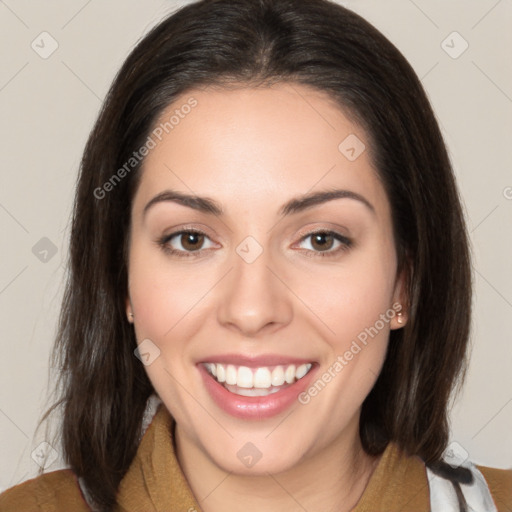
[125,82,406,475]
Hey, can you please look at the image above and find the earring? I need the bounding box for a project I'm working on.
[128,312,134,321]
[397,311,404,324]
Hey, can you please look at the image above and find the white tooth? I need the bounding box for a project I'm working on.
[295,364,309,379]
[224,384,283,397]
[216,363,226,383]
[271,366,285,386]
[253,367,272,388]
[212,362,312,388]
[285,365,296,384]
[237,366,254,388]
[226,364,237,385]
[233,387,270,397]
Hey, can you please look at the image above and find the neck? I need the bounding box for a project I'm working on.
[174,418,380,512]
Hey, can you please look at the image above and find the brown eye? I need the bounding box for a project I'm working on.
[158,229,215,258]
[310,232,335,251]
[179,232,205,251]
[296,230,352,258]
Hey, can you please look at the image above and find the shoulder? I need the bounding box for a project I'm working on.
[0,469,91,511]
[476,464,512,511]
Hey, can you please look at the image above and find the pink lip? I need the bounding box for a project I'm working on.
[197,362,318,420]
[197,353,315,368]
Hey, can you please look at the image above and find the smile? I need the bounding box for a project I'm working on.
[203,362,313,396]
[197,354,318,419]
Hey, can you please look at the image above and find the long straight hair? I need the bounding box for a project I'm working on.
[41,0,472,508]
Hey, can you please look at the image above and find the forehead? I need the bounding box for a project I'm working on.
[133,82,387,218]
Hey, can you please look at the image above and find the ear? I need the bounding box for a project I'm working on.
[126,296,134,323]
[390,263,409,330]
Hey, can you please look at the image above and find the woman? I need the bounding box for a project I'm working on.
[1,0,510,510]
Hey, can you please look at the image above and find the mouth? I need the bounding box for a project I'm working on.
[202,361,314,397]
[197,354,319,419]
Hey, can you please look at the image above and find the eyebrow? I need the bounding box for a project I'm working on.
[143,188,375,218]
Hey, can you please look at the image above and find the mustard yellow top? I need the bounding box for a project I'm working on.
[1,404,511,511]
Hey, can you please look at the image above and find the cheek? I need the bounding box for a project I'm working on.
[128,245,209,342]
[294,247,397,348]
[294,252,396,421]
[127,250,204,410]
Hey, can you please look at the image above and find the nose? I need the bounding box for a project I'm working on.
[216,242,293,338]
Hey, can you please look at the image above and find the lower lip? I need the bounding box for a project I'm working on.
[198,363,317,420]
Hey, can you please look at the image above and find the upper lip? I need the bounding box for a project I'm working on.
[197,353,316,368]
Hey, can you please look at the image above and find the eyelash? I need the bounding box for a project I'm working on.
[156,228,352,259]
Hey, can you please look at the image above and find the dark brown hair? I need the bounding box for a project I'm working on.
[41,0,472,508]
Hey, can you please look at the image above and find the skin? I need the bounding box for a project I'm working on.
[125,82,408,512]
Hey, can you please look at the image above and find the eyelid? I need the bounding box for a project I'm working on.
[292,229,352,256]
[294,223,351,241]
[159,226,218,254]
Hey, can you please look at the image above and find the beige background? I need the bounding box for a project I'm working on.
[0,0,511,491]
